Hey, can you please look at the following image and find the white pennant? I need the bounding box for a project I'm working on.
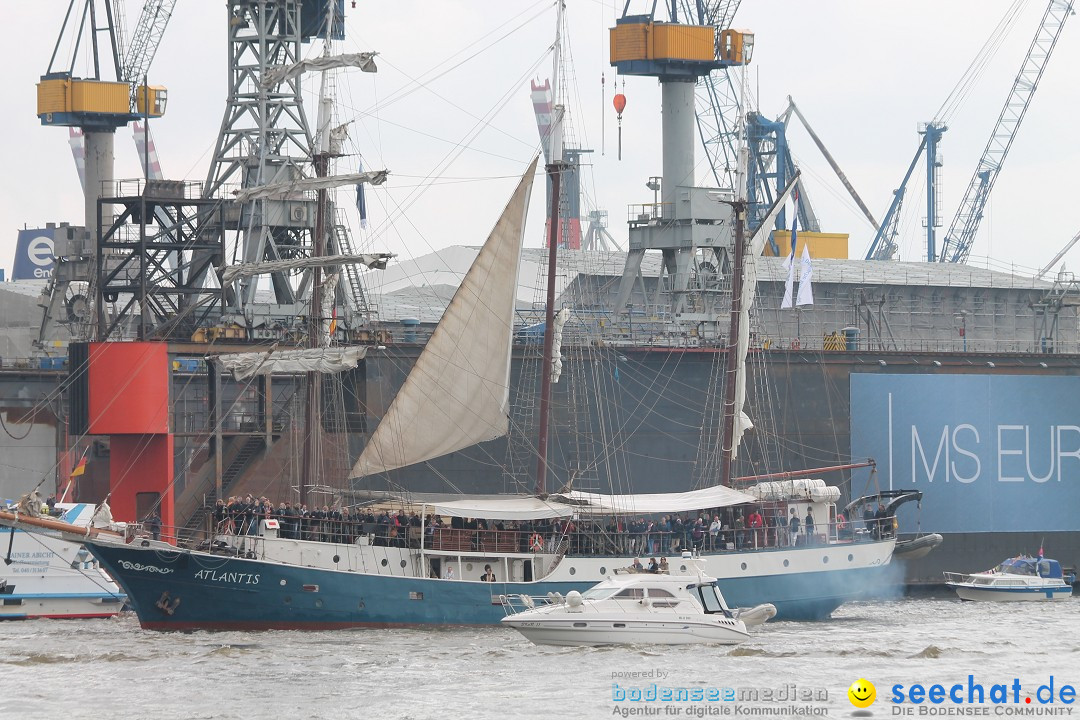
[797,244,814,306]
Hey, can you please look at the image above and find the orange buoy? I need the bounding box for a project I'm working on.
[613,94,627,160]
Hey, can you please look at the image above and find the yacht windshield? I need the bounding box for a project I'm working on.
[581,587,619,601]
[695,584,733,617]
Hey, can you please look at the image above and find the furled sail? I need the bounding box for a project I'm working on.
[262,53,378,88]
[731,176,799,461]
[219,253,392,286]
[350,157,539,478]
[216,347,368,381]
[234,170,388,203]
[557,484,756,515]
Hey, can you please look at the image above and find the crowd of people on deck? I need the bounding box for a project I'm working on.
[209,495,893,552]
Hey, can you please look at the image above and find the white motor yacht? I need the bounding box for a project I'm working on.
[501,555,776,646]
[944,555,1075,602]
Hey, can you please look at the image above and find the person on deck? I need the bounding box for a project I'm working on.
[788,508,800,547]
[746,508,764,548]
[874,503,890,539]
[481,564,496,582]
[804,509,815,545]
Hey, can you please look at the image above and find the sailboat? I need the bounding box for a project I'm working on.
[0,152,913,630]
[0,4,929,630]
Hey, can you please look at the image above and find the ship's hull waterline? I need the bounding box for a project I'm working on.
[85,536,895,630]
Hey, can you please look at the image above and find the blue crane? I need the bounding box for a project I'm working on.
[865,122,945,261]
[937,0,1072,263]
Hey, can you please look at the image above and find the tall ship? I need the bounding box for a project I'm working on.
[1,0,1077,592]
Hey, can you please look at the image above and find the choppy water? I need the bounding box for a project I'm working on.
[1,596,1077,720]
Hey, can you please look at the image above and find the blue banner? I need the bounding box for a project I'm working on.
[12,228,56,280]
[850,373,1080,533]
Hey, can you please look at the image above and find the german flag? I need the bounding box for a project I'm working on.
[71,457,88,477]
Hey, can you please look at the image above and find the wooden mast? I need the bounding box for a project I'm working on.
[299,151,328,509]
[534,1,565,497]
[719,199,746,487]
[535,161,562,496]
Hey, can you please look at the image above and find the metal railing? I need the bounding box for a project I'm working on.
[150,513,895,559]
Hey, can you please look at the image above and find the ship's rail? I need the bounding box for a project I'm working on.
[153,513,893,559]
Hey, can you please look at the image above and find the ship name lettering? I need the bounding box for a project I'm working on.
[909,424,1080,484]
[194,569,261,585]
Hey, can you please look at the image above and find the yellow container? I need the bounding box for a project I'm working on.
[610,23,650,63]
[39,77,129,118]
[765,231,849,259]
[70,80,129,115]
[37,78,71,116]
[611,23,715,63]
[651,24,714,61]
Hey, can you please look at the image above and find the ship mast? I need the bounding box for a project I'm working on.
[534,1,565,496]
[719,194,746,487]
[300,7,336,508]
[720,89,751,486]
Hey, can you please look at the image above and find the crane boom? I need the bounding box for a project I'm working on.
[1036,229,1080,280]
[680,0,743,191]
[938,0,1073,263]
[786,96,879,231]
[123,0,178,108]
[865,136,928,260]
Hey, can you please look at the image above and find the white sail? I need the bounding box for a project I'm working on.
[559,484,756,515]
[262,53,378,88]
[216,347,368,380]
[234,170,388,203]
[732,179,798,461]
[349,157,539,478]
[219,253,392,285]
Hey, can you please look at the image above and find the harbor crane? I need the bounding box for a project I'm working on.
[937,0,1072,263]
[866,0,1070,262]
[38,0,172,236]
[864,122,944,261]
[36,0,176,344]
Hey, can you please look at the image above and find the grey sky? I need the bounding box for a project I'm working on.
[3,1,1077,283]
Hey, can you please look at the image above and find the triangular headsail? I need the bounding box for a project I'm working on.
[349,157,540,478]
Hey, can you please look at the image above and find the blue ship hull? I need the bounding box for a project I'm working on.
[86,542,893,630]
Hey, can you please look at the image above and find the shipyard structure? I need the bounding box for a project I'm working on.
[3,251,1078,582]
[3,0,1079,586]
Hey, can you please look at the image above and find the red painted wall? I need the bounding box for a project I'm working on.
[108,434,174,530]
[87,343,170,435]
[87,343,173,532]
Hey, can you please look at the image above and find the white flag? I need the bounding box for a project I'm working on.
[780,193,799,309]
[781,250,795,309]
[797,244,814,306]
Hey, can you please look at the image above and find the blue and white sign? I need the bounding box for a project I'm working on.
[12,228,56,280]
[851,373,1080,533]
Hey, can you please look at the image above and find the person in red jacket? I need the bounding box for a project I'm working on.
[746,508,764,548]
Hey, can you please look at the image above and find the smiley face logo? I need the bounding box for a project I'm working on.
[848,679,876,708]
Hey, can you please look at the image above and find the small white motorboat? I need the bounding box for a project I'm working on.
[944,555,1075,602]
[501,554,776,646]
